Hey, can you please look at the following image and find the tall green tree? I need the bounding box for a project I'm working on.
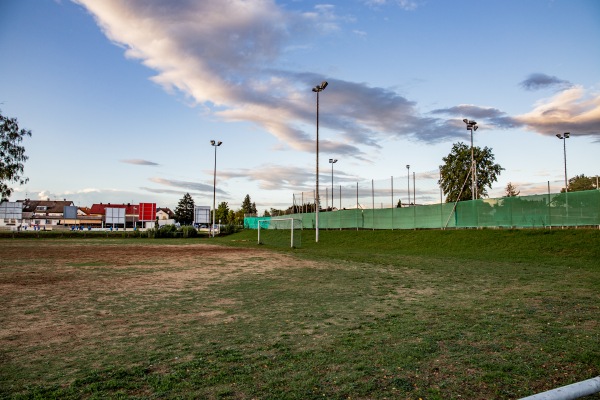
[1,111,32,201]
[440,142,503,202]
[174,193,195,224]
[241,194,257,215]
[216,201,230,224]
[561,174,597,192]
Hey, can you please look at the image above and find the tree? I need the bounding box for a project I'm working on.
[233,208,245,225]
[215,201,230,224]
[561,174,597,193]
[1,111,32,201]
[439,142,504,203]
[241,194,257,215]
[174,193,195,224]
[505,182,520,197]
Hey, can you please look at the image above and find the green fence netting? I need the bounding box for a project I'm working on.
[245,190,600,230]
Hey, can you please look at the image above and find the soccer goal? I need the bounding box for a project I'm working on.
[257,218,302,248]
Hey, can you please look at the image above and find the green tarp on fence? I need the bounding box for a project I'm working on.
[245,190,600,230]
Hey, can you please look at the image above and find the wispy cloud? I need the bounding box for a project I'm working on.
[121,159,159,166]
[219,165,311,191]
[520,73,573,92]
[218,164,358,192]
[147,177,227,195]
[363,0,419,10]
[73,0,600,153]
[72,0,463,157]
[515,86,600,138]
[430,104,523,130]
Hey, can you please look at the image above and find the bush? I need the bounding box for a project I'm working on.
[219,224,241,235]
[181,226,198,238]
[155,224,178,238]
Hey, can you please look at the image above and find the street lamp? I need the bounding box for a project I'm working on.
[463,119,479,200]
[210,140,222,238]
[329,159,337,210]
[312,81,328,243]
[556,132,570,192]
[406,165,410,206]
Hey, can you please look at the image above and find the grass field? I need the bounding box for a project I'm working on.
[0,229,598,399]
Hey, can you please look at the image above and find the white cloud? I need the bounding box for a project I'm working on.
[363,0,419,10]
[147,177,225,194]
[73,0,598,161]
[515,86,600,138]
[72,0,458,159]
[121,159,159,166]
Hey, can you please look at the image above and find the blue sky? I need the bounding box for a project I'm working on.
[1,0,599,212]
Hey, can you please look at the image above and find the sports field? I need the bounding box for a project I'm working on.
[1,229,598,399]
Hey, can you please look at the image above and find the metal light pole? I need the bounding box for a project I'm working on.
[463,119,479,200]
[210,140,222,238]
[556,132,570,192]
[312,81,328,243]
[406,164,410,206]
[329,159,337,210]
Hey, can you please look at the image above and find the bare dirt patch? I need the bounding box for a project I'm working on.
[0,241,318,363]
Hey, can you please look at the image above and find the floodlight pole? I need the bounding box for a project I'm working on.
[210,140,222,238]
[463,119,479,200]
[313,81,328,243]
[406,165,410,206]
[556,132,570,192]
[329,159,337,210]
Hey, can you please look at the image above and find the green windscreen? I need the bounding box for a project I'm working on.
[245,190,599,230]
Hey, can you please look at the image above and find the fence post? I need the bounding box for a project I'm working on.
[391,176,394,230]
[356,182,359,231]
[339,185,342,230]
[372,179,375,231]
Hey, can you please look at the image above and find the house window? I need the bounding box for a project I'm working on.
[36,206,47,211]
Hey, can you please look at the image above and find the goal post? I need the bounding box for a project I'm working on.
[257,217,302,248]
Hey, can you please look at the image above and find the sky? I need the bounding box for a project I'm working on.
[1,0,599,213]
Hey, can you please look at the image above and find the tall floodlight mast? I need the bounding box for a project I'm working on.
[463,119,479,200]
[312,81,328,243]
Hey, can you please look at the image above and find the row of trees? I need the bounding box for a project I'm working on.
[173,193,258,225]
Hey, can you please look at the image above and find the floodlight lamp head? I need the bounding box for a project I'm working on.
[312,87,318,92]
[406,164,410,169]
[564,132,570,138]
[556,134,563,139]
[218,141,223,146]
[321,81,328,89]
[210,140,216,145]
[473,125,478,131]
[463,118,469,124]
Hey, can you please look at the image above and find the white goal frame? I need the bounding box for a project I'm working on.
[257,218,302,248]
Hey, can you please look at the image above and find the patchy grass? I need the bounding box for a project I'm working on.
[1,230,599,399]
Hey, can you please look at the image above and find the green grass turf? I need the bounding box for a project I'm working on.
[1,229,599,399]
